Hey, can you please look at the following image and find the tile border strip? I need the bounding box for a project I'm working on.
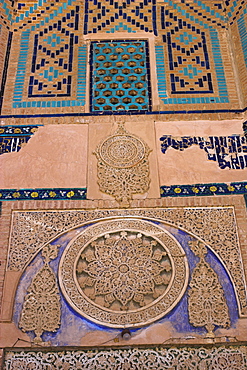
[0,188,87,201]
[0,182,247,201]
[1,106,247,119]
[160,181,247,197]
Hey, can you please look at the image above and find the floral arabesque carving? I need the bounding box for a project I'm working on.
[188,240,230,337]
[8,207,247,316]
[59,219,189,327]
[4,346,247,370]
[94,123,151,207]
[77,230,172,310]
[19,244,61,344]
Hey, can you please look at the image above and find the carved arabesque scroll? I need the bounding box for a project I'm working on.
[19,244,61,344]
[94,123,151,207]
[188,240,230,337]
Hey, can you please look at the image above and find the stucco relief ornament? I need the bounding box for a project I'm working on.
[19,244,61,345]
[188,240,230,338]
[78,231,171,310]
[59,219,189,328]
[94,123,151,207]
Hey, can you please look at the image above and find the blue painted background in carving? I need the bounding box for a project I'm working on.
[13,222,238,346]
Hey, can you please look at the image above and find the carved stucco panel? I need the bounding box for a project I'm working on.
[58,219,189,327]
[7,207,247,316]
[4,346,247,370]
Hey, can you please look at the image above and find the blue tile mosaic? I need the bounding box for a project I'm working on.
[12,5,86,108]
[159,0,226,30]
[156,2,229,104]
[0,125,41,154]
[0,187,87,200]
[90,40,151,112]
[237,7,247,69]
[160,135,247,170]
[27,8,78,98]
[0,182,247,201]
[0,30,12,113]
[226,0,246,21]
[7,0,246,112]
[0,0,12,22]
[84,0,157,35]
[77,46,87,103]
[12,30,30,103]
[160,181,247,197]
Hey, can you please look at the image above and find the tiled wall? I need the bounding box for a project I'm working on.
[8,0,85,111]
[0,0,13,109]
[0,124,40,154]
[226,0,247,107]
[160,134,247,170]
[90,40,151,112]
[1,0,246,117]
[155,0,235,108]
[84,0,156,35]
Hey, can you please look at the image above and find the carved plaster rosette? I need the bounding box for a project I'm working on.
[94,124,151,207]
[59,219,189,328]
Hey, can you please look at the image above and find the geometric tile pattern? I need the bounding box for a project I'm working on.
[90,40,151,112]
[77,46,87,103]
[0,0,12,27]
[12,30,30,105]
[160,135,247,169]
[156,0,229,105]
[12,4,87,109]
[226,0,246,23]
[84,0,157,35]
[0,125,40,154]
[6,0,243,112]
[13,0,76,28]
[28,8,79,98]
[237,6,247,69]
[163,28,213,95]
[158,0,226,31]
[0,0,13,105]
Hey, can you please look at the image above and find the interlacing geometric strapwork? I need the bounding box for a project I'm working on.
[4,346,247,370]
[90,40,151,112]
[59,219,189,328]
[188,240,230,338]
[19,244,61,344]
[94,123,151,207]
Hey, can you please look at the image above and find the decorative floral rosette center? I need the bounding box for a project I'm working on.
[59,219,189,328]
[76,231,172,310]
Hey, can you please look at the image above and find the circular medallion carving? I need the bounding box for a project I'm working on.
[99,134,145,168]
[59,219,189,328]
